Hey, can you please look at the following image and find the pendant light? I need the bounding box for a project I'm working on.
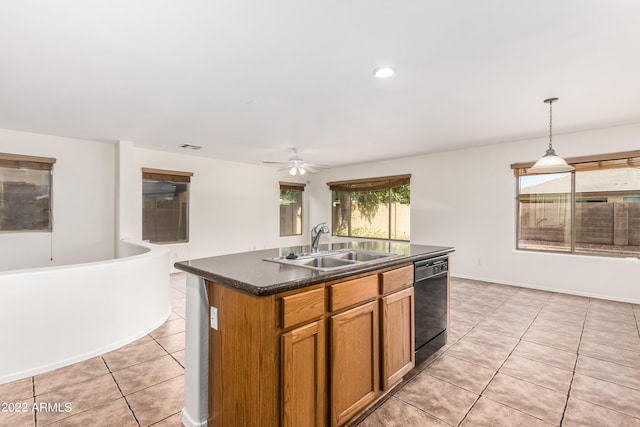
[527,98,575,174]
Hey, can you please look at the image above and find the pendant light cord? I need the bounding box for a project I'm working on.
[548,99,554,150]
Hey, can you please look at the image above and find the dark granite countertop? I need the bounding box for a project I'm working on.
[174,241,454,296]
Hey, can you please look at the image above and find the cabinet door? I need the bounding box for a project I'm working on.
[330,301,379,427]
[281,319,326,427]
[381,286,415,389]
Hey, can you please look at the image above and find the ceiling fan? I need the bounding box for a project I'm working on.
[263,148,329,176]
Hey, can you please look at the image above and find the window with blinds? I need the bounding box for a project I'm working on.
[142,168,192,244]
[328,174,410,241]
[280,182,305,236]
[0,152,55,232]
[511,150,640,257]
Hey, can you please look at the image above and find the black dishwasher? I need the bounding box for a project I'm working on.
[414,255,448,365]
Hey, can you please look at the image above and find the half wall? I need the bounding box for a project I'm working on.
[0,240,170,384]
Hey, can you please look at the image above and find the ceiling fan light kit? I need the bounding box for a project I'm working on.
[263,148,328,175]
[527,98,575,174]
[289,166,306,176]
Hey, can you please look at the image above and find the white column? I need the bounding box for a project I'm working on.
[115,140,136,251]
[181,274,209,427]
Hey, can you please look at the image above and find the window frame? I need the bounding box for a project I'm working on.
[511,150,640,258]
[327,174,411,242]
[279,181,305,237]
[0,152,56,233]
[142,168,192,244]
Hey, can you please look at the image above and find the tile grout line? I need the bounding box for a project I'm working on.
[389,285,496,426]
[151,339,185,368]
[148,411,183,426]
[100,356,141,427]
[31,376,38,427]
[557,297,589,426]
[474,294,590,409]
[455,293,549,426]
[104,334,181,372]
[417,286,543,424]
[148,323,186,368]
[568,303,640,422]
[563,303,640,423]
[371,281,636,426]
[105,331,185,424]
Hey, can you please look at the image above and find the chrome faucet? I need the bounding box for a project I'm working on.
[311,222,330,253]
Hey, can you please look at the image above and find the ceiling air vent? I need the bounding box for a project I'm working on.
[181,144,203,150]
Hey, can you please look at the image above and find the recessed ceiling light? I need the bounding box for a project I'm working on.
[373,67,396,78]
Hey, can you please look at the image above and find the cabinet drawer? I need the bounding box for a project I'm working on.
[330,275,378,312]
[282,287,325,329]
[379,265,414,295]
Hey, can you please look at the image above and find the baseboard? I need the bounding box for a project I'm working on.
[451,274,640,305]
[181,408,207,427]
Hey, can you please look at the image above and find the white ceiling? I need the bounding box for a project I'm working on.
[1,1,639,168]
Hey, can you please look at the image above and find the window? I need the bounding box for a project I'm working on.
[328,174,410,241]
[512,150,640,257]
[0,153,55,231]
[142,168,192,244]
[280,182,304,236]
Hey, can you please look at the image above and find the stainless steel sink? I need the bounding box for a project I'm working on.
[328,250,395,262]
[290,256,355,269]
[263,249,400,271]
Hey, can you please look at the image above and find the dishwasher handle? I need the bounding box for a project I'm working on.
[414,254,449,269]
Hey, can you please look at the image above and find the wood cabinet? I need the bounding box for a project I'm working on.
[329,275,378,312]
[328,274,380,426]
[205,263,419,427]
[379,264,415,390]
[207,282,280,426]
[330,301,379,426]
[281,287,327,427]
[380,287,414,389]
[379,264,413,295]
[282,319,326,427]
[282,287,325,328]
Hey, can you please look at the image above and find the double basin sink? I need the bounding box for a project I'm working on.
[264,249,401,272]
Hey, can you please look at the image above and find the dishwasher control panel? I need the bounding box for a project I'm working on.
[432,261,448,274]
[415,256,449,280]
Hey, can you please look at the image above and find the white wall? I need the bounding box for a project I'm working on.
[124,147,307,266]
[310,123,640,303]
[0,129,115,270]
[2,123,637,302]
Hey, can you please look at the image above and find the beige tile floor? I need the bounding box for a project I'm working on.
[359,277,640,427]
[2,274,639,426]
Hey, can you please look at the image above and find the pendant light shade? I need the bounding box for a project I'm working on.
[527,98,574,174]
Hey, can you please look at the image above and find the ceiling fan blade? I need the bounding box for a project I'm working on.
[302,162,330,168]
[264,149,328,174]
[303,166,319,173]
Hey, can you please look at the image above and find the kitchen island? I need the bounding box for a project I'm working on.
[175,241,454,427]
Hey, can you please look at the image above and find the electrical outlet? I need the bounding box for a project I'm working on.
[210,306,218,330]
